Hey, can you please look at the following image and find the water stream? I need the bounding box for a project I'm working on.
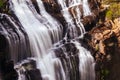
[0,0,95,80]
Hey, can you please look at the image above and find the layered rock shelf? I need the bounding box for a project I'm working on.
[88,18,120,80]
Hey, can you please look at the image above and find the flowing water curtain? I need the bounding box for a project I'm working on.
[82,0,91,16]
[6,0,96,80]
[54,42,80,80]
[73,41,95,80]
[57,0,81,39]
[53,40,95,80]
[56,0,92,39]
[35,0,63,43]
[24,0,63,43]
[0,14,31,62]
[9,0,63,58]
[9,0,63,80]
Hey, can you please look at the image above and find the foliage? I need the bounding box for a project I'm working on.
[101,69,110,80]
[0,0,10,14]
[0,0,4,8]
[103,0,120,4]
[106,10,113,20]
[104,0,120,20]
[110,3,120,18]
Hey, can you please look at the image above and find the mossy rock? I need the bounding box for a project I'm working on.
[0,0,9,13]
[106,10,113,20]
[0,0,4,8]
[105,2,120,20]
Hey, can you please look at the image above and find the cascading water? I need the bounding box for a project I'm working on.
[74,41,95,80]
[9,0,64,79]
[9,0,62,58]
[0,14,31,62]
[0,0,96,80]
[56,0,86,39]
[83,0,91,16]
[53,39,95,80]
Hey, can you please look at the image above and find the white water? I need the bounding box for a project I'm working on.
[0,14,31,62]
[73,41,95,80]
[57,0,91,38]
[83,0,91,16]
[10,0,63,58]
[35,0,63,42]
[37,52,56,80]
[8,0,95,80]
[10,0,63,79]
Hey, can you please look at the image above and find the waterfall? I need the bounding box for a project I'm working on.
[0,14,31,62]
[9,0,63,58]
[74,41,95,80]
[83,0,91,16]
[0,0,95,80]
[57,0,86,39]
[53,39,95,80]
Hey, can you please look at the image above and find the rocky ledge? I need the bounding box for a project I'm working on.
[87,18,120,80]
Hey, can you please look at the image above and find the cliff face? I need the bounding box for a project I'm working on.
[88,18,120,80]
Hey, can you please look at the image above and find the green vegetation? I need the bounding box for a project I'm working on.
[0,0,9,13]
[103,0,120,20]
[106,10,113,20]
[107,3,120,20]
[101,69,110,80]
[0,0,4,8]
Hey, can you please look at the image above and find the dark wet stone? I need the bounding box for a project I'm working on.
[17,59,43,80]
[3,61,18,80]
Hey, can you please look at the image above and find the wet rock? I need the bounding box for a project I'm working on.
[94,33,103,40]
[89,18,120,56]
[103,30,111,35]
[3,61,18,80]
[99,41,105,55]
[54,39,92,80]
[88,18,120,80]
[42,0,100,32]
[15,59,42,80]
